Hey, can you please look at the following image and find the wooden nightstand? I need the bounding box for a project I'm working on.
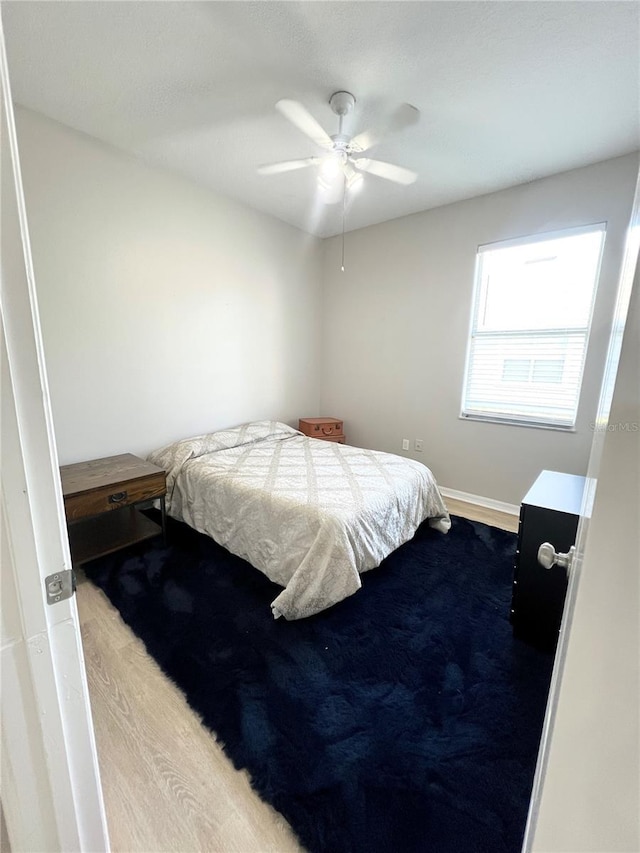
[60,453,167,566]
[298,417,346,443]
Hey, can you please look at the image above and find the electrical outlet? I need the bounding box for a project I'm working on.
[415,439,424,452]
[402,439,410,451]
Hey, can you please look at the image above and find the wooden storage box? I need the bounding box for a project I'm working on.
[298,417,345,443]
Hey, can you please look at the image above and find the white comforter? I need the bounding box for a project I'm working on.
[148,421,450,620]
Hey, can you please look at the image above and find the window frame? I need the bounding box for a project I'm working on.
[460,222,607,431]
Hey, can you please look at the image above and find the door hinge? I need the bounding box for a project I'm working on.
[45,569,76,604]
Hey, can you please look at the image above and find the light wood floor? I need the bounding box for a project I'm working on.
[78,500,517,853]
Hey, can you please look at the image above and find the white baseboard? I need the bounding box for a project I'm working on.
[439,487,519,517]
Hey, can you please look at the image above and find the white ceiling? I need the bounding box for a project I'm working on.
[3,1,639,238]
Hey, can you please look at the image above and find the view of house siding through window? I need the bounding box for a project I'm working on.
[461,224,606,428]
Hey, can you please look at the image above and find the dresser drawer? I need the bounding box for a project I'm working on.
[299,417,344,438]
[317,435,346,443]
[64,472,166,521]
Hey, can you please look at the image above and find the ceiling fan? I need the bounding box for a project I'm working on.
[258,91,419,203]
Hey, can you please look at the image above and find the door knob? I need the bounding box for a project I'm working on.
[538,543,575,572]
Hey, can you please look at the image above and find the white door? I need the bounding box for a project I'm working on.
[524,168,640,850]
[0,20,109,852]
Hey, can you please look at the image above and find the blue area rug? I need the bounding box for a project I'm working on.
[84,515,553,853]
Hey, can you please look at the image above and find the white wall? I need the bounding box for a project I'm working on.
[15,107,322,465]
[14,105,637,508]
[531,260,639,851]
[321,154,638,505]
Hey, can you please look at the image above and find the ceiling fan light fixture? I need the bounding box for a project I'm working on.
[318,152,344,183]
[317,165,362,198]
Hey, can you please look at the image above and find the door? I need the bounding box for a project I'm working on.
[0,19,109,852]
[524,167,640,850]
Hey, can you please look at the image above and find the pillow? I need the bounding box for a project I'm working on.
[229,420,301,449]
[148,420,300,472]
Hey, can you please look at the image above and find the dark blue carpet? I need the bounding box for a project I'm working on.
[84,515,553,853]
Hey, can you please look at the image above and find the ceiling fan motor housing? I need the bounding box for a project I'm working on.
[329,91,356,117]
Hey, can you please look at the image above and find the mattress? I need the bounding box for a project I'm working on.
[148,421,450,619]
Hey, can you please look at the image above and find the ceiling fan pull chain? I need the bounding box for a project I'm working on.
[341,180,346,272]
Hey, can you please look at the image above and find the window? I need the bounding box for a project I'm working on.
[461,224,606,429]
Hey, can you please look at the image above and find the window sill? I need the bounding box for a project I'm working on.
[459,414,577,433]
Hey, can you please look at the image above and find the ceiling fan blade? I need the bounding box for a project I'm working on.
[350,103,420,153]
[275,99,334,150]
[257,157,319,176]
[353,158,417,185]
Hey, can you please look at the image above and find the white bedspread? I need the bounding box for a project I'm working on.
[148,421,450,620]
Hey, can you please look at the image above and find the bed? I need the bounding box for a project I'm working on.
[148,420,451,620]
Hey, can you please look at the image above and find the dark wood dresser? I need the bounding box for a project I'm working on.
[298,417,346,444]
[60,453,166,566]
[510,470,586,652]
